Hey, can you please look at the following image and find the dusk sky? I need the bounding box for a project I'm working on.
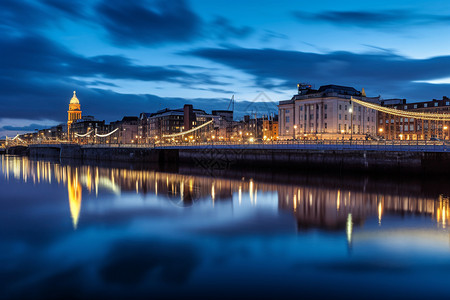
[2,0,450,138]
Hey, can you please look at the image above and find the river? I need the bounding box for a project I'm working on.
[1,155,450,299]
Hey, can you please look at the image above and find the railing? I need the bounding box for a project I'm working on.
[6,140,450,153]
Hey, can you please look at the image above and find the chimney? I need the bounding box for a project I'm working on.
[184,104,194,130]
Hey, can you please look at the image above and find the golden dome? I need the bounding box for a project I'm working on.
[70,91,79,104]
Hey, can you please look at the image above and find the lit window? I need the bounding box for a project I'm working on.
[424,104,428,108]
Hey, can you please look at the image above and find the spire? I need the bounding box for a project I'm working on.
[70,90,79,104]
[361,88,366,97]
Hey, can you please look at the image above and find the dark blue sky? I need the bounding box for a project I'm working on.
[2,0,450,137]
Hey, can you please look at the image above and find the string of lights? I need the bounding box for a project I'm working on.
[351,97,450,121]
[162,119,214,138]
[94,128,118,137]
[74,129,94,137]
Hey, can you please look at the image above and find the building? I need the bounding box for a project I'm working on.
[70,116,107,144]
[378,96,450,140]
[262,116,278,141]
[278,84,380,140]
[67,91,82,140]
[110,116,139,144]
[140,105,218,143]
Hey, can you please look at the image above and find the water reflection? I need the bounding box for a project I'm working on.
[2,155,450,232]
[3,155,450,299]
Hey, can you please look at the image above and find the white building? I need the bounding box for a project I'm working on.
[278,84,380,140]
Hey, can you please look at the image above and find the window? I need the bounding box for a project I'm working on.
[404,105,408,109]
[339,105,342,110]
[339,124,341,130]
[404,125,408,131]
[345,105,347,110]
[359,106,361,112]
[324,113,327,119]
[435,102,439,107]
[424,104,428,108]
[339,114,342,120]
[324,104,328,110]
[380,119,383,124]
[345,115,347,120]
[286,109,290,113]
[414,104,417,108]
[324,123,327,129]
[300,106,303,111]
[285,116,290,123]
[310,114,314,120]
[446,101,449,105]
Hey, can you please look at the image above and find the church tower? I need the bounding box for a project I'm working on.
[67,91,82,140]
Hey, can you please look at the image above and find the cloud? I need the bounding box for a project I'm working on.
[0,32,234,124]
[189,46,450,100]
[209,16,254,40]
[1,124,53,132]
[95,0,201,46]
[292,9,450,29]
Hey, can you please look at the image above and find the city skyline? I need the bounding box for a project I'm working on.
[2,0,450,138]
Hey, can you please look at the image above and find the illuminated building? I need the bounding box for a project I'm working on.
[378,97,450,140]
[67,91,82,140]
[278,84,380,140]
[140,105,217,143]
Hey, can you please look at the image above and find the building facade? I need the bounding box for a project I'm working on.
[278,84,380,140]
[378,97,450,140]
[140,105,218,143]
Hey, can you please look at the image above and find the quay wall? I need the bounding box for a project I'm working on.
[23,144,450,174]
[28,144,178,165]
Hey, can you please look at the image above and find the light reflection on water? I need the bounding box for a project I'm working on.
[2,155,450,299]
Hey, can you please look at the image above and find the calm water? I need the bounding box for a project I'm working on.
[2,155,450,299]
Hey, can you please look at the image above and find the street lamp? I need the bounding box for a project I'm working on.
[293,125,297,140]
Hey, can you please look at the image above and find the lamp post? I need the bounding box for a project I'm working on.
[293,125,297,140]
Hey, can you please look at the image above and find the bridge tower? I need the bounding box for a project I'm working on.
[67,91,82,140]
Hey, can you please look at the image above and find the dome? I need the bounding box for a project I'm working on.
[70,91,79,104]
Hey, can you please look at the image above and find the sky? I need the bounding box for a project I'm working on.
[2,0,450,138]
